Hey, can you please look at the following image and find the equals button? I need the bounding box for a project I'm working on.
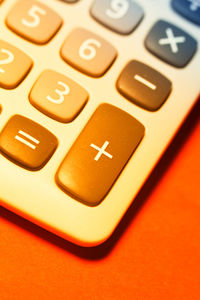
[15,130,40,150]
[0,115,58,170]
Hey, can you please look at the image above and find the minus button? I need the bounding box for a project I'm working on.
[117,60,172,111]
[134,74,157,90]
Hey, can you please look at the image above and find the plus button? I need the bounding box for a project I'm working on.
[90,141,113,161]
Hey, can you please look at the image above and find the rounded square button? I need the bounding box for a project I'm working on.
[171,0,200,26]
[60,28,117,77]
[91,0,144,35]
[29,70,89,123]
[145,20,197,67]
[117,60,172,111]
[6,0,63,44]
[0,40,33,89]
[56,104,145,206]
[60,0,79,2]
[0,115,58,170]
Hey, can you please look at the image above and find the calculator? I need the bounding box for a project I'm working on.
[0,0,199,246]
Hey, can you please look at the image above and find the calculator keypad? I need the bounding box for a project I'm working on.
[91,0,144,35]
[0,115,58,170]
[29,70,89,123]
[0,0,198,206]
[0,40,33,89]
[56,104,145,206]
[60,28,117,77]
[6,0,63,44]
[117,60,172,111]
[145,20,197,67]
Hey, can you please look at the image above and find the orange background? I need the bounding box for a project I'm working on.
[0,100,199,300]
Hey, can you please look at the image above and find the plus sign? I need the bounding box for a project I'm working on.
[90,141,113,161]
[188,0,200,11]
[159,28,186,53]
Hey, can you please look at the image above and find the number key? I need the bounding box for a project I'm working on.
[29,70,89,123]
[0,40,33,89]
[60,28,117,77]
[6,0,63,44]
[91,0,144,35]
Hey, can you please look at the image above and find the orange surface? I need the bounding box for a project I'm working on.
[0,100,200,300]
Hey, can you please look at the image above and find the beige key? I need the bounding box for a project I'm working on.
[56,104,145,206]
[60,28,117,77]
[0,40,33,89]
[6,0,63,44]
[0,115,58,170]
[29,70,89,123]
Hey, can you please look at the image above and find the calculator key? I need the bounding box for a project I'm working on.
[0,40,33,89]
[56,104,144,206]
[29,70,89,123]
[117,60,172,111]
[91,0,144,35]
[145,20,197,67]
[6,0,63,44]
[171,0,200,26]
[60,0,79,2]
[60,28,117,77]
[0,115,58,170]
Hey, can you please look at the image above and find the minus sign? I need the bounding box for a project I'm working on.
[134,74,157,90]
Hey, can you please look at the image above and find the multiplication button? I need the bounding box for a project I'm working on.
[145,20,197,67]
[117,60,172,111]
[56,104,145,206]
[0,115,58,170]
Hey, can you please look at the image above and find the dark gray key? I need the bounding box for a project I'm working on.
[145,20,197,67]
[117,60,172,111]
[90,0,144,35]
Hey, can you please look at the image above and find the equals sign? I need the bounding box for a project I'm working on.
[15,130,40,150]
